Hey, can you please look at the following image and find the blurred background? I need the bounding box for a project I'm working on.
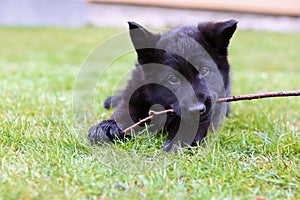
[0,0,299,32]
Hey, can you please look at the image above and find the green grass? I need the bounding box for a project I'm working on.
[0,26,299,199]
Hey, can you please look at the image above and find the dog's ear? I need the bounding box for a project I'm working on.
[215,19,238,48]
[128,22,160,64]
[199,19,237,54]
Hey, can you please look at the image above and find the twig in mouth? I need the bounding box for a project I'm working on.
[120,109,174,135]
[217,90,300,103]
[120,90,300,135]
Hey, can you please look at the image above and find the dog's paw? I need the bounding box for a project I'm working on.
[88,119,122,144]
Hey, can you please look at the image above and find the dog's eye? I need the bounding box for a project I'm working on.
[199,68,209,76]
[168,75,179,84]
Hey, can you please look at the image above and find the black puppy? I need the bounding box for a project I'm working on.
[88,20,237,151]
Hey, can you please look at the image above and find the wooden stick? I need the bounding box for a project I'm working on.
[217,90,300,103]
[120,109,174,135]
[120,90,300,135]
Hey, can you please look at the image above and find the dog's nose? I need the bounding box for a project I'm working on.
[188,104,206,115]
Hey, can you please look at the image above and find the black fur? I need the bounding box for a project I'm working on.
[89,20,237,151]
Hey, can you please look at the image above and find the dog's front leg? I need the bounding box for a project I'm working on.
[88,104,130,144]
[191,121,210,146]
[88,102,148,144]
[163,120,210,151]
[88,119,123,144]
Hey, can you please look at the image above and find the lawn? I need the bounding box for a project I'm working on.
[0,26,299,199]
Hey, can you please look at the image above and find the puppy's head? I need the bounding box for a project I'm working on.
[128,20,237,122]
